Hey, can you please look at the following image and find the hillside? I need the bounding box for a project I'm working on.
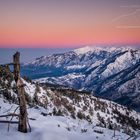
[22,46,140,111]
[0,65,140,140]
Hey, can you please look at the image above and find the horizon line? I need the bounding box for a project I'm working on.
[0,43,140,49]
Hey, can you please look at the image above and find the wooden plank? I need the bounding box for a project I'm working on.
[13,52,28,133]
[0,120,18,124]
[0,114,19,118]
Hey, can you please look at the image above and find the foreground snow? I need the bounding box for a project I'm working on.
[0,99,139,140]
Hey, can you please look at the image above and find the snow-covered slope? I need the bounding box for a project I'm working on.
[1,65,140,140]
[22,46,140,111]
[0,99,136,140]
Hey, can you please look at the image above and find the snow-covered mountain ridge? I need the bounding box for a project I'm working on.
[74,46,134,54]
[22,46,140,111]
[0,65,140,140]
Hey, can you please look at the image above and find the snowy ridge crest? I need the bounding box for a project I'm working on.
[74,45,137,55]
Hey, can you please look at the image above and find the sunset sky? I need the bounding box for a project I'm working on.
[0,0,140,48]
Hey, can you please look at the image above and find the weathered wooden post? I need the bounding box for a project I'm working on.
[13,52,28,133]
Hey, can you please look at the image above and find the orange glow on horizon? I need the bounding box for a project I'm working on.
[0,0,140,47]
[0,24,140,47]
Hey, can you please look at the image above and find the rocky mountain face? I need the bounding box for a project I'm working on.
[22,46,140,111]
[0,65,140,137]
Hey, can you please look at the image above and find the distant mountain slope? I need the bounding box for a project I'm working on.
[0,65,140,139]
[22,46,140,111]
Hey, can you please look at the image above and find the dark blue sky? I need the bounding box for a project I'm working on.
[0,48,73,64]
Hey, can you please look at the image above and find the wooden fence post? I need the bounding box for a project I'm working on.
[13,52,28,133]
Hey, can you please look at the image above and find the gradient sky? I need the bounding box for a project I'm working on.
[0,0,140,48]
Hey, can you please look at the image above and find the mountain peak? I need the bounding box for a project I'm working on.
[74,46,96,54]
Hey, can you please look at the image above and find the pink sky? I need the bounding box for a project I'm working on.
[0,0,140,48]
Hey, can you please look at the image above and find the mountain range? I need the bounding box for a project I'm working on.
[22,46,140,111]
